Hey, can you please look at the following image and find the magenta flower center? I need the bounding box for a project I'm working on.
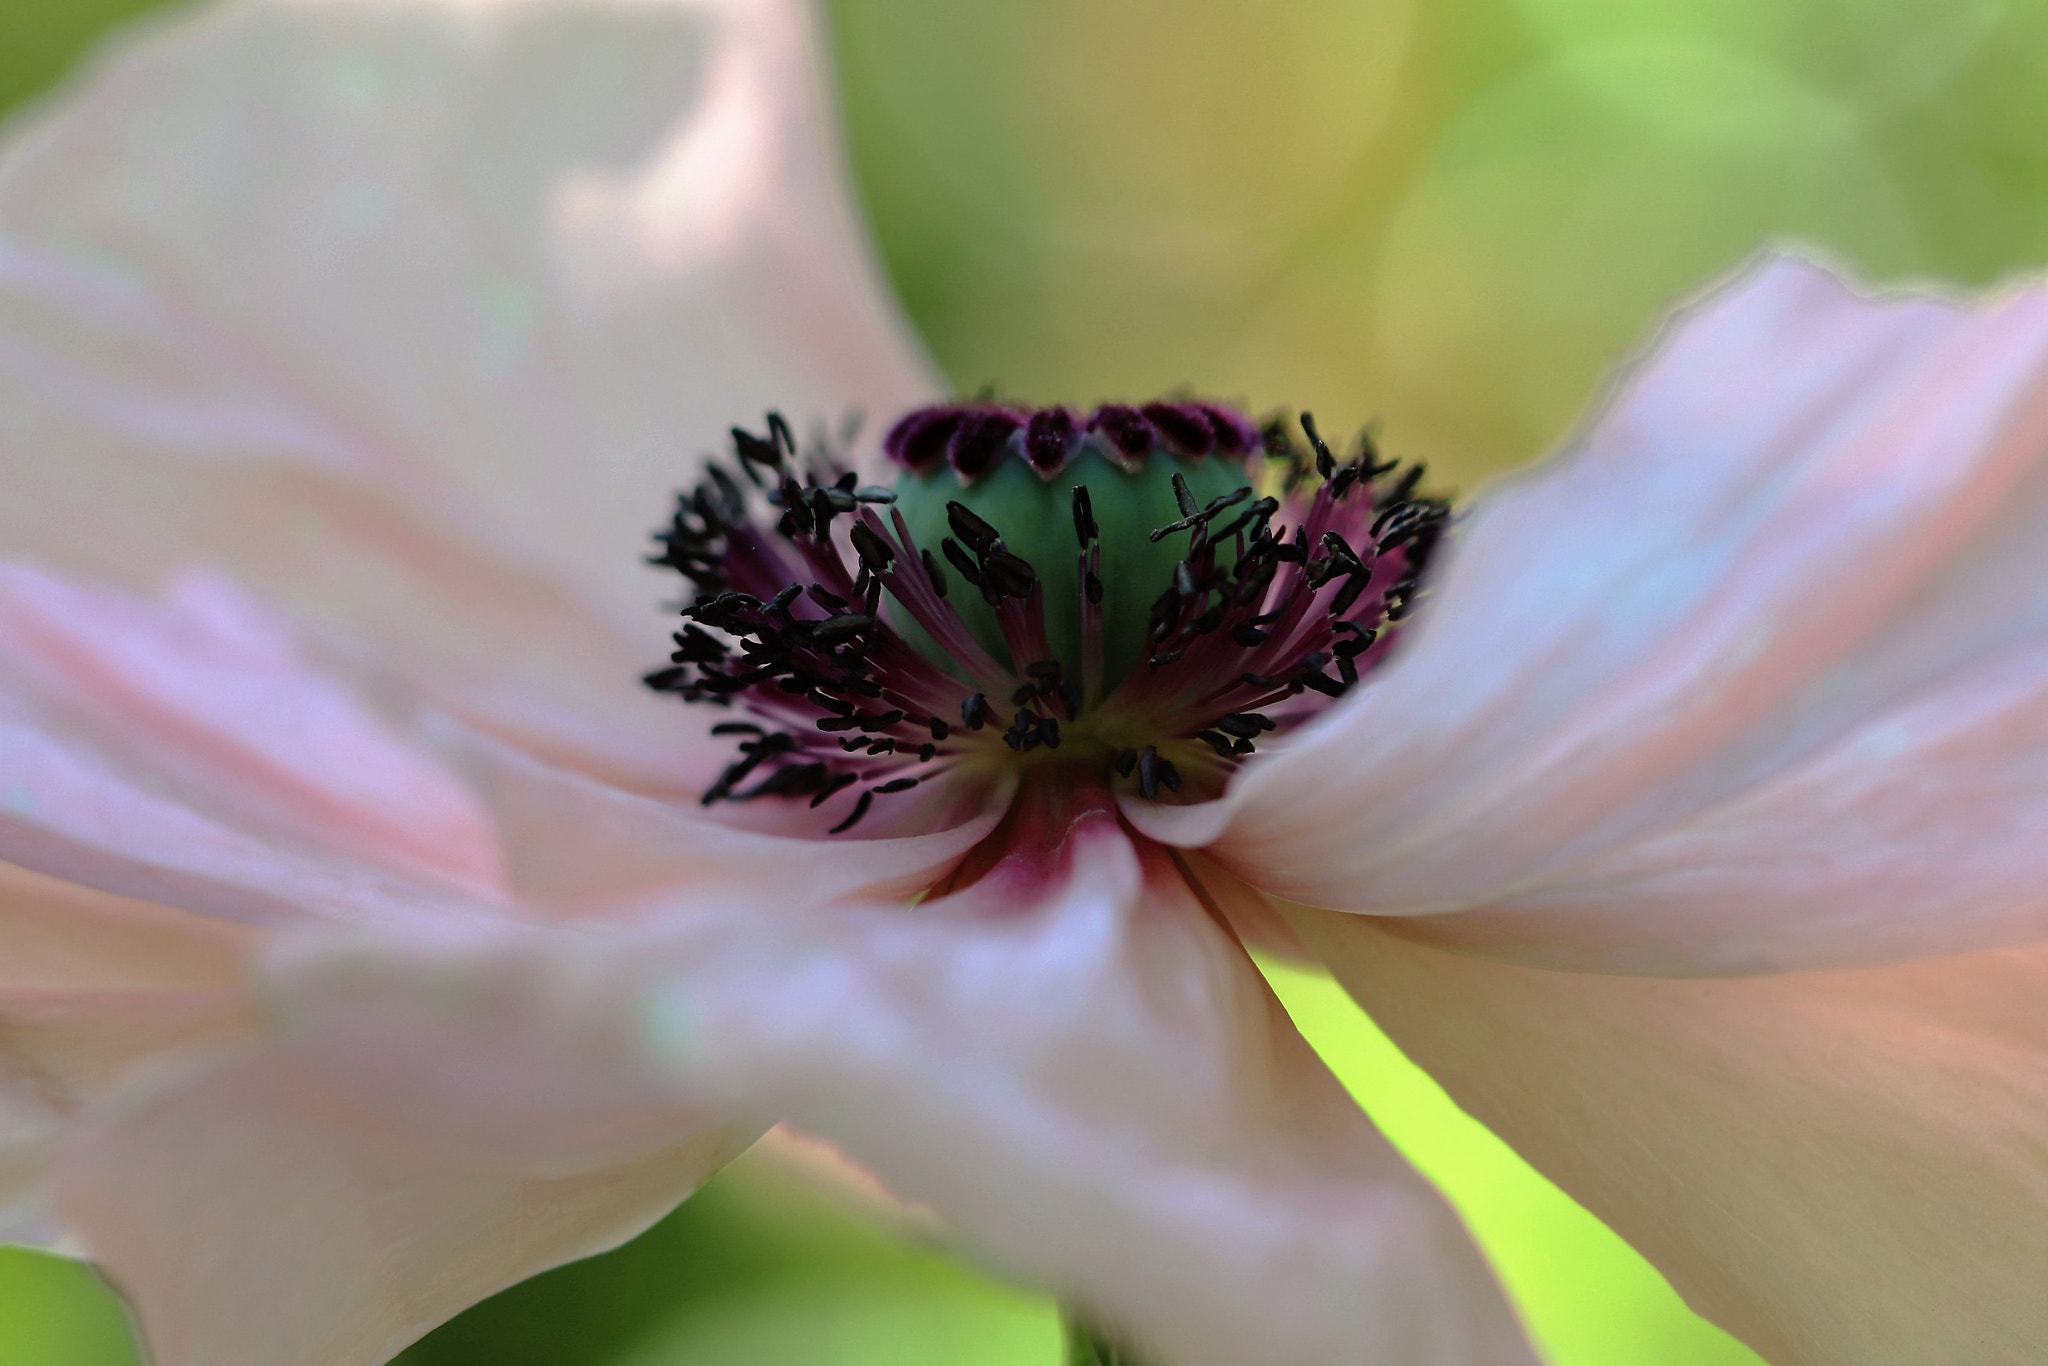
[644,401,1446,833]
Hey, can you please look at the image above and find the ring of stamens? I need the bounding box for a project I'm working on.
[644,402,1448,833]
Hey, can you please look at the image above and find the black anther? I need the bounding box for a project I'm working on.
[1296,669,1347,698]
[849,522,896,572]
[982,549,1039,599]
[808,614,876,644]
[809,772,858,807]
[1136,746,1162,799]
[945,500,1002,555]
[921,548,950,599]
[1301,412,1335,481]
[942,538,983,586]
[827,790,874,834]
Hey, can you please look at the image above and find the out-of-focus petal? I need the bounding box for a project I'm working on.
[256,772,1526,1360]
[0,564,503,896]
[427,717,1010,912]
[0,565,510,928]
[1135,253,2048,971]
[267,919,750,1176]
[0,857,256,1249]
[0,691,491,931]
[0,1069,59,1245]
[1297,908,2048,1366]
[1,854,249,996]
[1406,637,2048,972]
[55,1049,738,1366]
[0,0,937,782]
[1173,848,1312,960]
[570,803,1529,1366]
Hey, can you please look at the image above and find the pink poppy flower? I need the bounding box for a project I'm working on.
[3,2,2046,1365]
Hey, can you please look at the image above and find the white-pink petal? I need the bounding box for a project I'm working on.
[0,857,254,1250]
[57,1050,738,1366]
[1409,635,2048,972]
[1300,908,2048,1366]
[260,798,1533,1364]
[613,811,1534,1366]
[0,0,990,1358]
[0,565,504,896]
[0,567,512,932]
[429,718,1012,913]
[1140,253,2048,972]
[0,0,937,778]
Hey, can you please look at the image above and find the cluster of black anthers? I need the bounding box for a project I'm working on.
[644,401,1450,833]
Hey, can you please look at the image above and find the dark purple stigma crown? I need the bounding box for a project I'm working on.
[882,400,1263,483]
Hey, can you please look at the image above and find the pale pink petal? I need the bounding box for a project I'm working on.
[1297,906,2048,1366]
[1173,848,1313,960]
[1,789,752,1354]
[265,922,750,1176]
[1408,637,2048,972]
[425,715,1009,912]
[0,564,503,896]
[0,0,936,780]
[55,1049,741,1366]
[0,567,512,930]
[360,806,1530,1366]
[0,857,256,1250]
[0,692,491,930]
[0,853,250,996]
[1135,253,2048,970]
[0,1063,65,1247]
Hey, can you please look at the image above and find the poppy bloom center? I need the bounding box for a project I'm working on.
[645,400,1446,833]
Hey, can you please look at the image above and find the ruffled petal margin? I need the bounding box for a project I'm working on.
[274,802,1537,1366]
[0,560,799,1361]
[0,858,254,1248]
[0,0,938,789]
[1297,908,2048,1366]
[55,1050,741,1366]
[1135,252,2048,973]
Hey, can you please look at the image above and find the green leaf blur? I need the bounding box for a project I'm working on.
[831,0,2048,491]
[8,0,2048,1362]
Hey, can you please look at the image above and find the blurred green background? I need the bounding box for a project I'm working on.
[6,0,2048,1362]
